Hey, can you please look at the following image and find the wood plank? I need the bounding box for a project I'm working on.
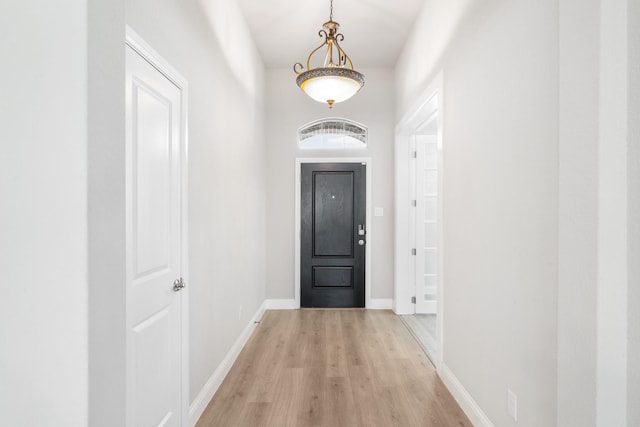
[263,367,304,427]
[196,309,472,427]
[348,364,387,426]
[296,366,326,426]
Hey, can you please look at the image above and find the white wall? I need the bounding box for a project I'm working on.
[628,0,640,424]
[0,1,90,425]
[560,0,631,424]
[594,0,629,423]
[399,0,634,425]
[125,0,267,406]
[87,0,127,424]
[265,68,395,302]
[557,0,599,424]
[397,1,559,425]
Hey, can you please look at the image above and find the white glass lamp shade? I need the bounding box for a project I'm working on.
[297,68,365,107]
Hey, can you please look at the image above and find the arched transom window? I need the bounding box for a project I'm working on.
[298,118,367,149]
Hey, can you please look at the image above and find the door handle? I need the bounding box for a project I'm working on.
[173,277,186,292]
[358,239,365,246]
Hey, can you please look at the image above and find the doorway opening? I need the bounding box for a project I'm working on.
[125,27,190,426]
[394,72,443,367]
[403,124,440,363]
[300,163,366,307]
[295,158,373,308]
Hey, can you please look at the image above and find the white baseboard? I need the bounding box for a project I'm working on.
[368,298,393,309]
[264,299,392,310]
[188,301,267,426]
[265,299,298,309]
[439,363,495,427]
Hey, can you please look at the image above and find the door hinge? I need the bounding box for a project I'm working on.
[412,151,417,158]
[412,199,417,207]
[411,296,416,304]
[411,248,417,255]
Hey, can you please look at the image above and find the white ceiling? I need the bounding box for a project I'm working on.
[236,0,426,69]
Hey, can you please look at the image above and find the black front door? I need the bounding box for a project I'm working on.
[301,163,366,308]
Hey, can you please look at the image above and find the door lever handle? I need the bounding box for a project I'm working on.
[173,277,186,292]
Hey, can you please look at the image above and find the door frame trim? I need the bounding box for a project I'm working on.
[295,158,373,309]
[125,26,190,427]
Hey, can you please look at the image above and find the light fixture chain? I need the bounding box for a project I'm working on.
[330,0,333,21]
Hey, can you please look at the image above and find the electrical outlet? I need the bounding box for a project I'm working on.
[507,389,518,421]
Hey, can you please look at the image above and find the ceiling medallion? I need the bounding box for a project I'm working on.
[293,0,365,108]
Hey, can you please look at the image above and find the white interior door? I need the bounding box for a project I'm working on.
[415,135,438,314]
[125,42,185,427]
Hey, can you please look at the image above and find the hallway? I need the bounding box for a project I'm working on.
[3,0,638,425]
[196,310,470,427]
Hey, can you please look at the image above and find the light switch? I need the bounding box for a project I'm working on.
[374,207,384,217]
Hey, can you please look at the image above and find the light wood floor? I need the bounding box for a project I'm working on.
[196,309,471,427]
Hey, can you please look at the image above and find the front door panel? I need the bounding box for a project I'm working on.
[301,163,365,307]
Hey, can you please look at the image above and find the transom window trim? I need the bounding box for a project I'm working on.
[298,117,368,149]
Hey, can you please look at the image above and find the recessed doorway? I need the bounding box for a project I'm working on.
[403,127,441,363]
[295,158,373,309]
[395,72,443,367]
[300,163,366,307]
[125,28,189,426]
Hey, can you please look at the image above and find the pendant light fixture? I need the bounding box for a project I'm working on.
[293,0,365,108]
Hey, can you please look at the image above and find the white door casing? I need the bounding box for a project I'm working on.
[125,29,189,427]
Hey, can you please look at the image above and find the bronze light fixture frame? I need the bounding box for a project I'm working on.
[293,0,365,108]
